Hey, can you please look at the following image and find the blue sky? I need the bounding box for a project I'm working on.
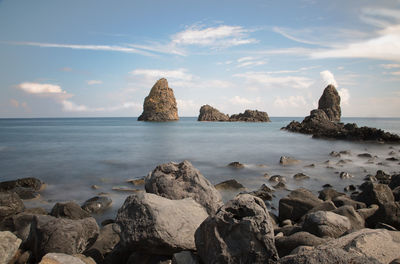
[1,0,400,117]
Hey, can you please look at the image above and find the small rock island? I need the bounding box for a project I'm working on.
[138,78,179,121]
[198,105,270,122]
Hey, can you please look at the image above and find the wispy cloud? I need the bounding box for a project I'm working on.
[320,70,338,87]
[131,68,193,82]
[273,27,321,45]
[380,64,400,69]
[234,71,314,89]
[87,80,103,85]
[274,95,307,108]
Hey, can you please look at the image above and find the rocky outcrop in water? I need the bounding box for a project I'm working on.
[138,78,179,121]
[198,105,229,121]
[283,85,400,143]
[229,109,271,122]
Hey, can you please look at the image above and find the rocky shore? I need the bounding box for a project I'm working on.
[1,156,400,264]
[198,105,271,122]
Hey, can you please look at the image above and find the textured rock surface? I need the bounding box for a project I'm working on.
[214,179,245,191]
[116,192,208,255]
[195,194,278,264]
[275,231,326,257]
[138,78,179,121]
[302,211,352,238]
[0,191,25,222]
[0,231,22,264]
[29,215,99,261]
[50,202,91,220]
[0,177,43,192]
[172,251,200,264]
[198,105,229,121]
[85,223,120,264]
[333,205,365,231]
[318,84,341,122]
[229,109,271,122]
[279,156,300,166]
[145,160,223,215]
[39,253,95,264]
[81,196,112,214]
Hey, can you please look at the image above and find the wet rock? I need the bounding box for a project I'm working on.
[126,178,145,186]
[304,163,315,168]
[82,196,112,214]
[330,151,341,157]
[145,160,223,215]
[116,192,208,255]
[91,185,100,190]
[393,186,400,201]
[111,186,139,192]
[50,202,91,220]
[358,153,373,158]
[340,150,351,155]
[12,187,41,200]
[197,105,229,121]
[274,182,287,190]
[172,251,200,264]
[293,173,310,180]
[229,109,271,122]
[364,174,378,182]
[247,184,274,201]
[0,191,25,222]
[0,177,43,192]
[195,194,278,264]
[275,231,326,257]
[29,215,99,261]
[138,78,179,121]
[339,172,353,179]
[356,182,394,206]
[215,179,245,191]
[389,174,400,189]
[0,231,22,264]
[280,156,300,165]
[227,161,244,168]
[323,184,333,188]
[318,188,345,201]
[387,157,399,161]
[302,211,351,238]
[269,175,286,183]
[85,223,120,264]
[279,188,323,222]
[126,252,172,264]
[375,170,391,184]
[344,185,356,192]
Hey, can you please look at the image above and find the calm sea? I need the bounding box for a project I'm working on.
[1,117,399,221]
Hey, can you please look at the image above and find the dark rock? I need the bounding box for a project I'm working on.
[293,173,310,180]
[275,231,326,257]
[101,219,115,226]
[138,78,179,121]
[305,201,337,215]
[356,182,394,206]
[387,157,399,161]
[50,202,91,220]
[375,222,398,231]
[172,251,200,264]
[330,151,341,157]
[145,160,223,215]
[318,188,345,201]
[344,185,356,192]
[274,182,287,190]
[102,243,131,264]
[0,231,22,264]
[339,172,353,179]
[274,225,303,237]
[126,252,172,264]
[280,156,300,165]
[393,186,400,201]
[318,84,341,122]
[302,210,351,238]
[0,191,25,222]
[12,187,40,200]
[323,184,333,188]
[227,161,244,168]
[358,153,373,158]
[333,205,365,231]
[85,223,120,264]
[116,192,208,255]
[364,174,378,182]
[195,194,278,264]
[215,179,245,191]
[247,184,274,201]
[389,174,400,189]
[269,175,286,183]
[279,188,323,222]
[0,177,43,192]
[376,170,391,184]
[197,105,229,121]
[82,196,112,214]
[229,109,271,122]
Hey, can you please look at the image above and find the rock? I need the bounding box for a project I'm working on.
[126,178,145,186]
[389,174,400,189]
[0,177,43,192]
[318,188,345,201]
[91,185,100,190]
[274,182,287,190]
[0,191,25,222]
[214,179,245,191]
[197,105,229,121]
[172,251,199,264]
[356,182,394,206]
[387,157,399,161]
[269,175,286,183]
[340,172,353,179]
[29,215,99,261]
[85,223,120,264]
[247,184,274,201]
[332,195,366,210]
[318,84,341,122]
[375,170,391,184]
[391,258,400,264]
[137,78,179,121]
[0,231,22,264]
[280,156,300,165]
[195,194,278,264]
[302,211,351,238]
[50,202,91,220]
[116,192,208,255]
[279,188,323,222]
[17,250,32,264]
[227,161,244,168]
[344,185,356,192]
[229,109,271,122]
[333,205,365,231]
[357,204,379,220]
[81,196,112,214]
[393,186,400,201]
[126,252,172,264]
[293,173,310,180]
[281,219,292,226]
[275,231,326,257]
[39,253,89,264]
[375,222,398,231]
[358,153,373,158]
[364,174,378,182]
[111,186,139,192]
[330,151,341,157]
[145,160,223,215]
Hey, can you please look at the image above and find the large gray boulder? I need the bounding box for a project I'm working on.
[302,211,352,238]
[195,194,278,264]
[198,105,229,121]
[29,215,99,261]
[318,84,341,122]
[116,192,208,255]
[279,188,323,222]
[145,160,223,215]
[0,191,25,222]
[0,231,22,264]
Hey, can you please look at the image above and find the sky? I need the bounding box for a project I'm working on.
[1,0,400,118]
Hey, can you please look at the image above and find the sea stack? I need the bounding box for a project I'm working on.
[229,110,271,122]
[138,78,179,121]
[318,84,341,122]
[198,105,229,121]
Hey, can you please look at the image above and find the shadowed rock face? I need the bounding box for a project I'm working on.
[138,78,179,121]
[229,109,271,122]
[318,85,341,122]
[198,105,229,121]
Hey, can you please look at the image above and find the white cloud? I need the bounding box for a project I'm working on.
[237,56,254,63]
[62,100,88,112]
[274,96,307,108]
[320,70,338,87]
[87,80,103,85]
[131,68,193,81]
[338,88,350,105]
[272,27,321,45]
[380,64,400,69]
[234,72,314,89]
[17,82,66,94]
[229,96,254,105]
[176,99,199,116]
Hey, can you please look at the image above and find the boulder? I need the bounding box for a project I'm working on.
[50,202,91,220]
[293,173,310,180]
[332,195,366,210]
[275,231,326,257]
[0,231,22,264]
[389,174,400,189]
[318,84,341,122]
[333,205,365,231]
[393,186,400,201]
[138,78,179,121]
[39,253,95,264]
[318,188,345,201]
[229,109,271,122]
[247,184,274,201]
[85,223,120,264]
[0,177,43,192]
[195,194,278,264]
[227,161,245,168]
[145,160,223,215]
[197,105,229,121]
[279,188,323,222]
[280,156,300,166]
[29,215,99,261]
[269,175,286,183]
[302,211,351,238]
[214,179,245,191]
[81,196,112,214]
[172,251,200,264]
[116,192,208,255]
[0,191,25,222]
[356,182,394,206]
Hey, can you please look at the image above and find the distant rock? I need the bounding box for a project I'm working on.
[214,179,245,191]
[197,105,229,121]
[280,156,300,165]
[318,84,341,122]
[50,202,91,220]
[229,109,271,122]
[137,78,179,121]
[82,196,112,214]
[227,161,245,168]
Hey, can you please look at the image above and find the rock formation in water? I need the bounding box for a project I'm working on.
[198,105,229,121]
[138,78,179,121]
[283,85,400,143]
[229,109,271,122]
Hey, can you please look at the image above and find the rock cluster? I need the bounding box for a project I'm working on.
[198,105,271,122]
[283,85,400,143]
[198,104,229,121]
[138,78,179,121]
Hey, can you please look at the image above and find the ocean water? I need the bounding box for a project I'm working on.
[1,117,400,222]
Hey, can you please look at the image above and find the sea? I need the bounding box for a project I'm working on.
[1,117,400,222]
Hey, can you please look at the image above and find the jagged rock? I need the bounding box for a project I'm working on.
[29,215,99,261]
[145,160,223,215]
[229,109,271,122]
[195,194,278,264]
[280,156,300,165]
[318,85,341,122]
[279,188,323,222]
[50,202,91,220]
[214,179,245,191]
[344,185,356,192]
[138,78,179,121]
[116,192,208,255]
[275,231,326,257]
[197,105,229,121]
[0,191,25,222]
[85,223,120,264]
[81,196,112,214]
[302,211,351,238]
[0,231,22,264]
[247,184,274,201]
